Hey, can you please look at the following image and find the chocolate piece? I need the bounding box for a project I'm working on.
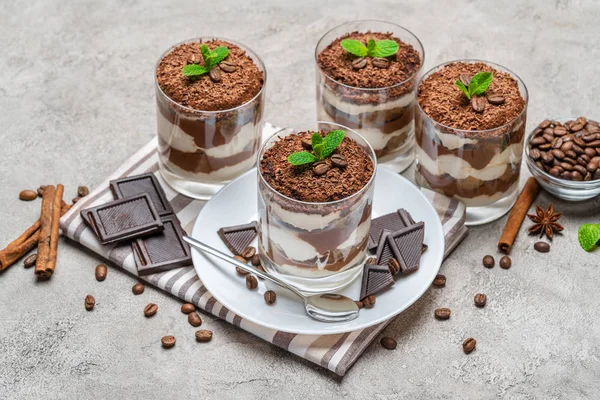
[81,194,164,245]
[360,263,394,300]
[217,221,258,255]
[131,215,192,276]
[110,173,173,217]
[376,222,425,274]
[368,209,415,252]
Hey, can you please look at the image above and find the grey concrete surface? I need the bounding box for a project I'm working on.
[1,0,600,399]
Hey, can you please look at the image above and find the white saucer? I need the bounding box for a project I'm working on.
[190,167,444,335]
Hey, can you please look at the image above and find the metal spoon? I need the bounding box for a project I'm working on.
[183,236,359,323]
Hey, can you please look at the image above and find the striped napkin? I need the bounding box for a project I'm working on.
[60,135,467,376]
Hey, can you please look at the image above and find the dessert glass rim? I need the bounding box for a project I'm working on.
[257,121,378,206]
[154,36,267,114]
[416,58,530,134]
[314,19,425,91]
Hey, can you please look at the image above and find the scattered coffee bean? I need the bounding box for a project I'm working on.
[95,264,107,281]
[372,57,390,69]
[474,293,487,307]
[482,255,495,268]
[219,61,237,73]
[195,329,213,342]
[463,337,477,354]
[181,303,196,314]
[471,96,486,113]
[246,275,258,290]
[362,295,376,308]
[23,253,37,268]
[144,303,158,317]
[380,336,397,350]
[351,57,367,70]
[37,185,47,197]
[434,308,451,320]
[132,283,145,295]
[84,295,95,311]
[77,186,89,197]
[366,257,376,265]
[236,266,249,276]
[534,241,550,253]
[301,138,312,149]
[161,335,176,349]
[19,190,37,201]
[72,197,81,204]
[209,67,221,83]
[499,256,512,269]
[459,74,471,87]
[487,94,505,105]
[251,254,261,266]
[355,300,364,309]
[188,311,202,327]
[264,290,276,305]
[432,274,446,287]
[241,246,256,259]
[388,258,400,275]
[312,162,330,176]
[331,154,348,168]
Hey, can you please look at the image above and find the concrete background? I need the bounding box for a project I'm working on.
[1,0,600,398]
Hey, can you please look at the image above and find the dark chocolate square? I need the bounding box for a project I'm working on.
[110,173,173,217]
[360,263,394,300]
[386,222,425,275]
[368,209,413,253]
[217,222,258,255]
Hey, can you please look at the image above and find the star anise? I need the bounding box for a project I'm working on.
[527,204,564,239]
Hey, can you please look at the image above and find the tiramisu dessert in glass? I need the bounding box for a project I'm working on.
[315,20,424,172]
[415,60,528,225]
[258,122,376,292]
[155,38,266,199]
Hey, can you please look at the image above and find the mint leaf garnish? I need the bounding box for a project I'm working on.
[182,64,209,77]
[468,72,493,97]
[207,46,229,68]
[578,224,600,251]
[313,144,323,160]
[200,44,211,65]
[322,130,346,158]
[454,80,471,99]
[367,39,376,55]
[311,133,323,148]
[288,151,317,166]
[370,39,399,58]
[340,39,368,57]
[182,44,230,77]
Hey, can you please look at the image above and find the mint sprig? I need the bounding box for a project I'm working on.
[182,44,230,77]
[340,39,399,58]
[454,71,493,100]
[578,224,600,251]
[288,130,346,166]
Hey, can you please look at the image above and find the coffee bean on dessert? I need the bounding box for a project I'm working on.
[241,246,256,259]
[474,293,487,307]
[463,338,476,354]
[219,61,237,73]
[471,96,486,113]
[37,185,47,197]
[188,311,202,327]
[434,308,451,320]
[534,242,550,253]
[380,336,397,350]
[94,264,107,281]
[23,253,37,268]
[499,255,512,269]
[144,303,158,317]
[19,190,37,201]
[161,335,176,349]
[181,303,196,314]
[246,275,258,290]
[432,274,446,287]
[195,329,213,342]
[84,295,95,311]
[482,255,495,268]
[77,186,89,197]
[331,154,348,168]
[362,295,376,308]
[301,138,312,150]
[459,74,471,87]
[312,162,330,176]
[487,94,505,105]
[264,290,276,305]
[372,57,390,69]
[388,258,400,275]
[351,57,367,70]
[251,254,261,266]
[209,67,221,83]
[355,300,364,309]
[132,283,145,295]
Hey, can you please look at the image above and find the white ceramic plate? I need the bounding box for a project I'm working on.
[190,167,444,335]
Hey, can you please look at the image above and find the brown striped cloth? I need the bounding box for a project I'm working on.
[60,137,467,376]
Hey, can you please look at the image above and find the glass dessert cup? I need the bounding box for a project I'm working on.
[414,60,529,226]
[315,20,424,173]
[257,122,377,293]
[155,37,266,200]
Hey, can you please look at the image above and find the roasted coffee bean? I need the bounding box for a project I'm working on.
[551,138,563,149]
[499,255,512,269]
[264,290,276,305]
[188,311,202,327]
[534,241,550,252]
[355,300,364,309]
[236,266,249,276]
[187,54,198,64]
[474,293,487,307]
[551,149,564,160]
[219,61,237,73]
[312,162,330,176]
[540,152,554,164]
[351,57,367,70]
[564,157,577,166]
[241,246,256,259]
[366,257,376,265]
[471,96,486,113]
[560,162,573,171]
[538,119,551,129]
[209,67,221,83]
[434,308,451,320]
[388,258,400,275]
[482,255,495,268]
[530,137,546,146]
[380,336,397,350]
[487,94,505,105]
[362,295,376,308]
[37,185,47,197]
[132,283,145,295]
[301,138,312,149]
[432,274,446,287]
[77,186,89,197]
[585,172,593,181]
[565,150,577,160]
[548,167,561,177]
[195,329,213,342]
[23,253,37,268]
[372,57,390,69]
[251,254,261,266]
[560,171,572,180]
[588,140,600,148]
[459,74,471,87]
[533,128,543,136]
[585,147,597,157]
[553,126,568,136]
[144,303,158,317]
[571,122,585,132]
[529,148,541,160]
[574,138,586,148]
[161,335,176,349]
[19,190,37,201]
[331,154,348,168]
[573,165,588,176]
[587,162,598,173]
[536,161,544,170]
[542,133,554,144]
[181,303,196,314]
[94,264,107,281]
[583,134,598,142]
[560,141,574,152]
[571,171,583,181]
[72,197,81,204]
[577,155,590,166]
[595,170,600,179]
[538,143,552,150]
[85,295,95,311]
[463,338,476,354]
[246,275,258,290]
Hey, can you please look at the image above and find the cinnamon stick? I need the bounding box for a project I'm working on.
[498,177,540,254]
[45,184,64,278]
[34,185,55,279]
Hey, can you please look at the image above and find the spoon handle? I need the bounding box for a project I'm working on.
[183,236,305,300]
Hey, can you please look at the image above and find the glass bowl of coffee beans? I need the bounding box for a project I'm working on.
[526,117,600,201]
